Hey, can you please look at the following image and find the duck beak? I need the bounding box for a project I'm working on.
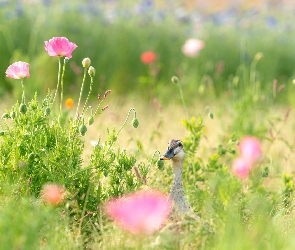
[160,148,174,160]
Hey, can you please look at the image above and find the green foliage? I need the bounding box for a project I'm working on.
[1,2,295,104]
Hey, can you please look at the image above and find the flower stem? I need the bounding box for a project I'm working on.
[117,108,137,137]
[59,59,67,115]
[76,68,87,118]
[147,150,161,172]
[52,57,61,106]
[20,79,25,104]
[176,82,189,120]
[82,76,93,115]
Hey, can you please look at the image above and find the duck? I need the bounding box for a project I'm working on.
[160,139,193,215]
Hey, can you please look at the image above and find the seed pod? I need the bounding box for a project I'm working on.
[79,124,87,136]
[88,116,94,125]
[209,112,214,119]
[0,131,5,136]
[19,104,27,114]
[132,118,139,128]
[45,107,51,116]
[157,160,164,170]
[103,169,108,177]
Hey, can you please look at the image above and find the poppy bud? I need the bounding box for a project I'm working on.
[19,104,27,114]
[79,124,87,136]
[132,118,139,128]
[88,66,96,77]
[2,113,9,119]
[171,76,179,84]
[88,116,94,125]
[157,160,164,170]
[82,57,91,68]
[45,107,51,116]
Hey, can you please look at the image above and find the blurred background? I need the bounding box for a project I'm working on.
[1,0,295,105]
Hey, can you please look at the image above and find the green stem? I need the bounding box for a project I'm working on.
[20,79,25,104]
[82,76,93,115]
[176,82,189,120]
[76,68,87,117]
[59,59,67,115]
[147,150,161,172]
[78,184,91,236]
[52,57,61,106]
[117,108,137,137]
[93,99,105,117]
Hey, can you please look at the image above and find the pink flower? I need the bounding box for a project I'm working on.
[41,184,65,205]
[106,189,172,235]
[239,136,262,163]
[140,51,156,64]
[232,157,252,179]
[182,38,205,57]
[6,61,30,79]
[44,37,78,58]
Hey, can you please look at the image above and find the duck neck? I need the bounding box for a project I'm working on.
[170,160,184,192]
[172,162,183,187]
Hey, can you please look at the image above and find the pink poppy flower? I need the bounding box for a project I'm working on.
[44,37,78,58]
[182,38,205,57]
[41,183,65,205]
[239,136,262,163]
[106,189,172,235]
[6,61,30,79]
[140,51,156,64]
[232,157,252,179]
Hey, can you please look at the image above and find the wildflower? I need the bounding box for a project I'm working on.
[65,98,74,109]
[44,37,77,58]
[41,184,65,205]
[140,51,156,64]
[238,136,262,164]
[182,38,205,57]
[106,189,172,235]
[232,157,251,179]
[6,61,30,79]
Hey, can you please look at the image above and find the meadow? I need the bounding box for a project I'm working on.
[1,1,295,249]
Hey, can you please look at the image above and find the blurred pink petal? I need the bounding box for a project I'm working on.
[106,189,172,235]
[232,157,252,179]
[6,61,30,79]
[239,136,262,163]
[44,37,77,58]
[182,38,205,57]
